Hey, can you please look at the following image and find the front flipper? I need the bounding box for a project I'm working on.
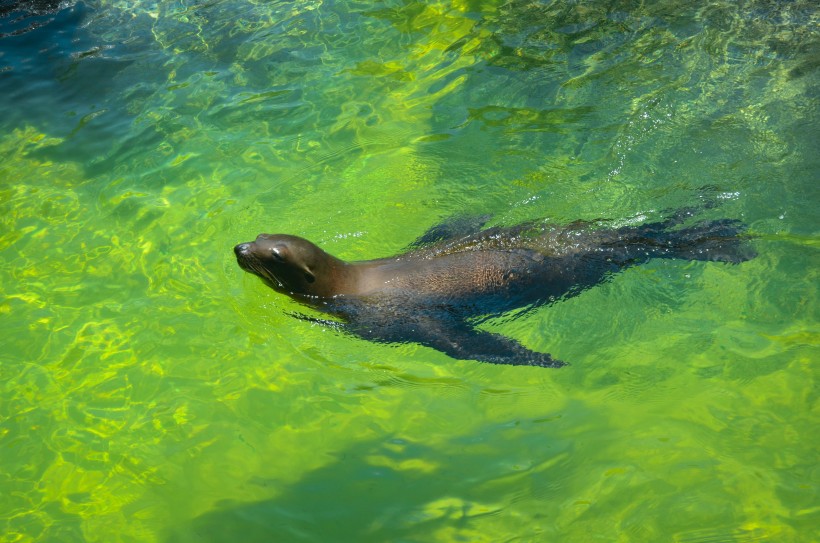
[351,312,565,368]
[287,311,346,331]
[420,323,566,368]
[407,214,492,249]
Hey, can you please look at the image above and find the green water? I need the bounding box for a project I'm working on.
[1,0,817,541]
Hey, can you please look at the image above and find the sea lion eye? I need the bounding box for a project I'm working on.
[271,247,286,262]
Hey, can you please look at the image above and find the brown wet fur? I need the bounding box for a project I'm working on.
[234,212,754,368]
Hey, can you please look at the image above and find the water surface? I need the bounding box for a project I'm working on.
[1,1,817,541]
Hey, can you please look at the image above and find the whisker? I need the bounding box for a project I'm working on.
[250,262,284,289]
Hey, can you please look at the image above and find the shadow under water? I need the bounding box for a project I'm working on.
[166,426,573,543]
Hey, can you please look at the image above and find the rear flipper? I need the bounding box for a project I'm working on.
[661,219,756,264]
[621,217,755,265]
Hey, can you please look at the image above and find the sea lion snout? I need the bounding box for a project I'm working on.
[234,242,253,258]
[234,242,260,273]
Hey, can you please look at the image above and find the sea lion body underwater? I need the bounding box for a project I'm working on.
[234,210,755,368]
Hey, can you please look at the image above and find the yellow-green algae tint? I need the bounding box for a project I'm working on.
[0,0,818,542]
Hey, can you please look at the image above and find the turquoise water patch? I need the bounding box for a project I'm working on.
[1,1,817,541]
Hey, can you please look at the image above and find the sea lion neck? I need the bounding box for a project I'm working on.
[310,253,362,298]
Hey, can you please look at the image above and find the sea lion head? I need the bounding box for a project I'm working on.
[234,234,344,298]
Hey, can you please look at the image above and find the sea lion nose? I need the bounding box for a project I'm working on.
[234,243,252,257]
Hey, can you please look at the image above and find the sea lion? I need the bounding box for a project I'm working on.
[234,209,754,368]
